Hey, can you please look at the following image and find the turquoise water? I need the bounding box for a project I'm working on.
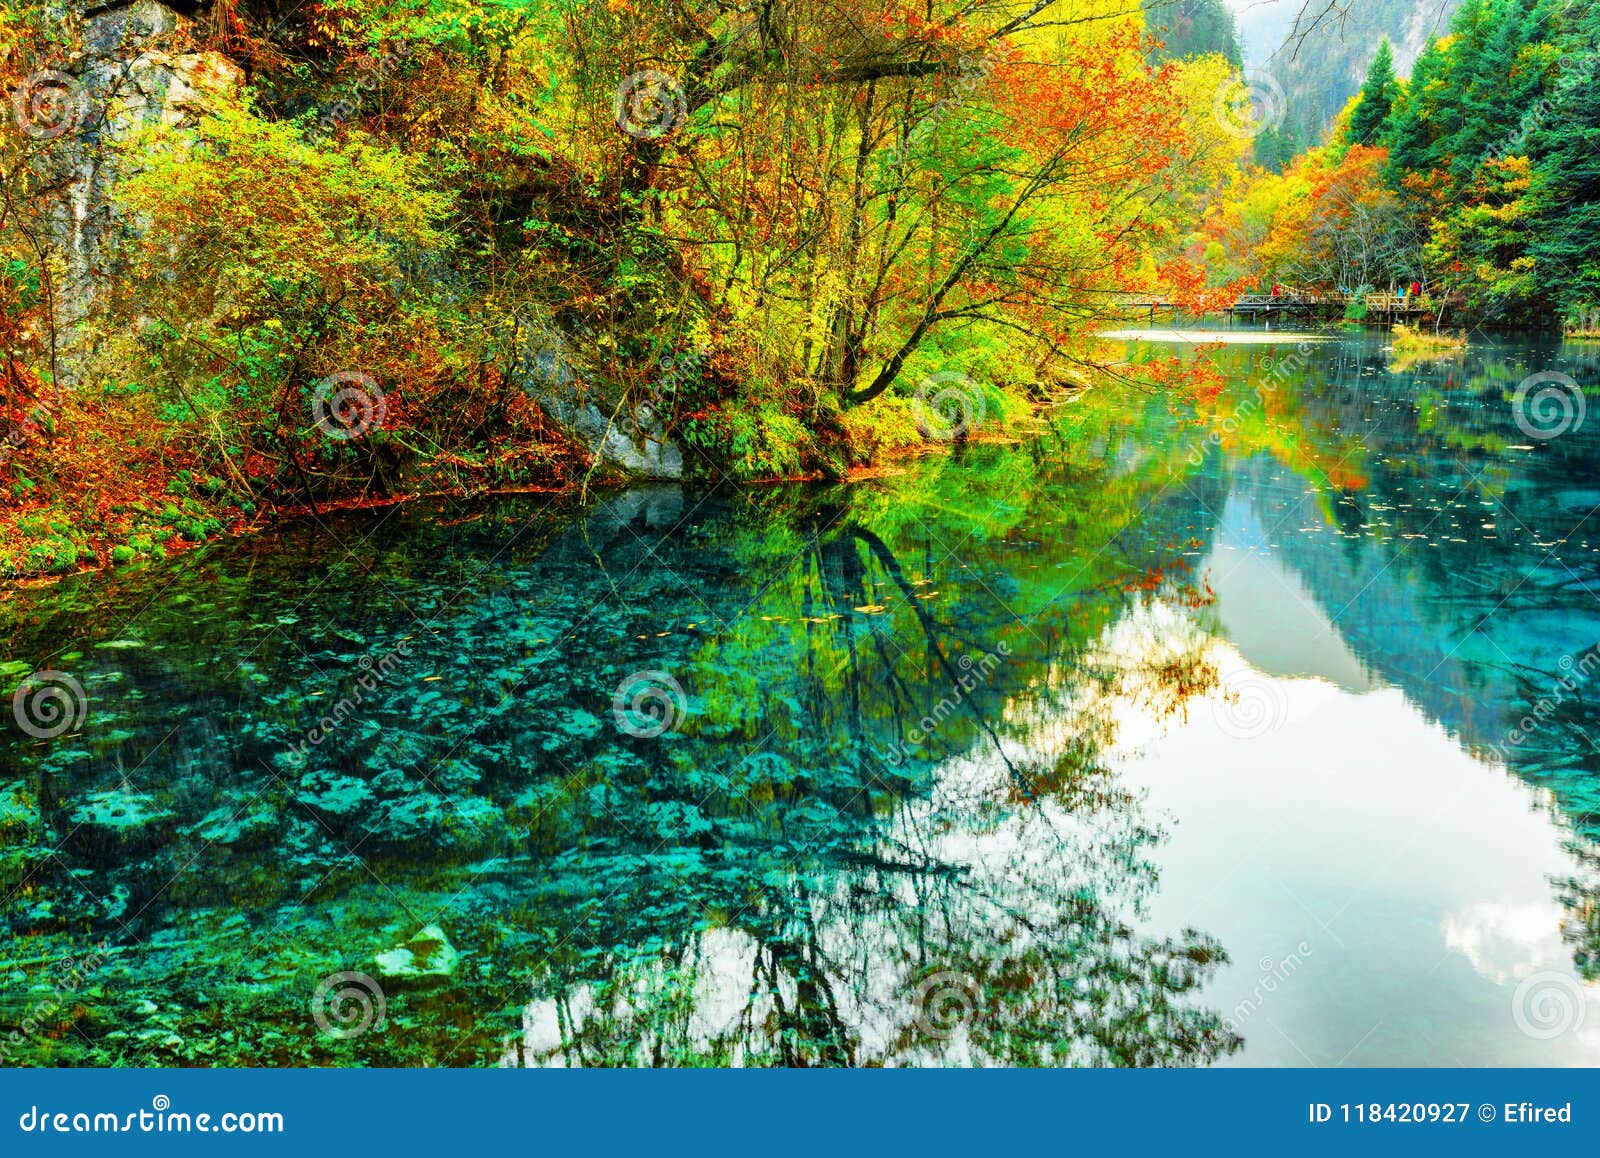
[3,326,1600,1066]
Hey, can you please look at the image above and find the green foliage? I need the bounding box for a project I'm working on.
[1347,39,1398,145]
[1526,3,1600,321]
[1259,0,1466,147]
[1252,122,1306,174]
[838,395,925,464]
[1142,0,1242,68]
[1232,0,1598,325]
[680,406,818,482]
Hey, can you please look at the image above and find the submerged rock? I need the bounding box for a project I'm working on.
[190,801,279,849]
[295,771,374,819]
[64,789,177,854]
[375,925,460,987]
[365,793,501,853]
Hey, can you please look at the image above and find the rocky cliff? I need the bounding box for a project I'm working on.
[18,1,684,477]
[26,1,241,375]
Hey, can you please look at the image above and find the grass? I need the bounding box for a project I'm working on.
[1391,324,1467,352]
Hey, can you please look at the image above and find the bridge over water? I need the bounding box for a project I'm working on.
[1114,287,1459,323]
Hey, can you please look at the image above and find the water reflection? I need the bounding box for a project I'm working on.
[3,327,1600,1066]
[1115,326,1600,1063]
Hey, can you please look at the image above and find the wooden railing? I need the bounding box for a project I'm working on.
[1108,287,1463,319]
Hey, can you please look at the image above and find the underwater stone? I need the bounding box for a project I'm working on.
[190,802,279,849]
[374,925,460,988]
[64,790,177,854]
[365,794,501,853]
[295,772,374,818]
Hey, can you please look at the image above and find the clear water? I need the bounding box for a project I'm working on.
[3,326,1599,1066]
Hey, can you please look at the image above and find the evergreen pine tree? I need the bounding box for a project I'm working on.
[1528,2,1600,319]
[1383,39,1443,179]
[1142,0,1244,69]
[1348,39,1398,145]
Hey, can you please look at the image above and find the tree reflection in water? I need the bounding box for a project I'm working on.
[507,610,1237,1067]
[9,331,1599,1065]
[0,401,1242,1066]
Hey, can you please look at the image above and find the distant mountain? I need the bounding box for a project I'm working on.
[1230,0,1301,70]
[1229,0,1462,141]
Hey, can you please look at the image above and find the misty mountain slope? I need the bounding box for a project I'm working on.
[1232,0,1462,140]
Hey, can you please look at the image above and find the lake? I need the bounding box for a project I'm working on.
[4,325,1600,1066]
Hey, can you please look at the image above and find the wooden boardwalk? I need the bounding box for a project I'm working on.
[1112,288,1457,323]
[1229,291,1441,321]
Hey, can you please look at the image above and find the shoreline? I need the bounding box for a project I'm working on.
[0,449,956,592]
